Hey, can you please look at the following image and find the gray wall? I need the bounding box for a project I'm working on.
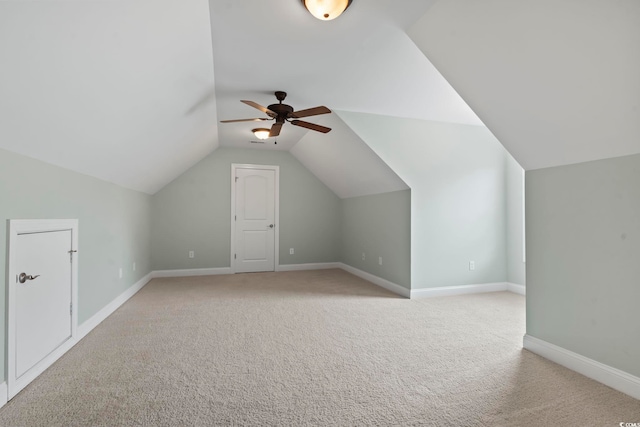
[506,154,526,285]
[526,154,640,376]
[151,148,341,270]
[0,148,152,381]
[338,112,508,289]
[341,190,411,289]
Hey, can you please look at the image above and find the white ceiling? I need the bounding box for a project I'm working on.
[210,0,482,152]
[290,113,408,199]
[0,0,218,194]
[3,0,636,197]
[0,0,483,196]
[408,0,640,171]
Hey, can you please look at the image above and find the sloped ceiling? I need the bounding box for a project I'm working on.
[1,0,485,197]
[0,0,219,194]
[290,113,408,199]
[210,0,482,153]
[208,0,483,198]
[408,0,640,171]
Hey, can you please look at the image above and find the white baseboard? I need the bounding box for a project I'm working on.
[507,282,526,295]
[338,263,411,298]
[0,382,6,409]
[411,282,508,299]
[523,334,640,400]
[152,267,232,278]
[150,267,525,301]
[9,336,81,399]
[277,262,340,272]
[78,272,153,339]
[4,273,154,401]
[1,265,525,405]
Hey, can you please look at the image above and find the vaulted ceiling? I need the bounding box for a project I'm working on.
[2,0,637,195]
[0,0,219,194]
[209,0,481,152]
[0,0,478,196]
[408,0,640,171]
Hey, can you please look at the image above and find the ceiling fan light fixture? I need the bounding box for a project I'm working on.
[252,128,271,140]
[302,0,352,21]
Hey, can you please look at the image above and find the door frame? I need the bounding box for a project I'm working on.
[230,164,280,273]
[6,219,79,399]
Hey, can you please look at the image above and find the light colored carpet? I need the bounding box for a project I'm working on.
[0,269,638,426]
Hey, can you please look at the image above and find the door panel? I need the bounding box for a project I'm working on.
[244,175,268,219]
[235,168,276,272]
[15,230,72,379]
[243,230,268,261]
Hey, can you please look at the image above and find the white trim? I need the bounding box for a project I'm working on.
[410,282,508,299]
[230,165,236,272]
[9,336,79,399]
[523,334,640,400]
[152,267,232,278]
[230,164,280,274]
[335,265,525,300]
[0,263,530,407]
[522,168,526,263]
[6,219,79,399]
[77,272,153,339]
[507,282,526,295]
[4,271,153,402]
[0,382,7,409]
[277,262,340,272]
[338,263,411,298]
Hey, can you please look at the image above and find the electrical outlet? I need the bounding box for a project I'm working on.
[189,250,195,259]
[133,262,136,271]
[469,260,475,271]
[379,256,383,265]
[118,268,123,279]
[362,253,366,261]
[290,248,294,255]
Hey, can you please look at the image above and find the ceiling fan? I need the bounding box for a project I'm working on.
[220,91,332,137]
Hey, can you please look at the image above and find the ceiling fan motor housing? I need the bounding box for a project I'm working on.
[268,103,294,122]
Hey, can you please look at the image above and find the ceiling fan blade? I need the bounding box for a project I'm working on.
[220,118,271,123]
[291,120,331,133]
[290,106,331,118]
[241,100,277,117]
[270,122,283,137]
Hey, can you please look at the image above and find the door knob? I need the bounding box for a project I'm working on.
[268,224,274,228]
[18,273,40,284]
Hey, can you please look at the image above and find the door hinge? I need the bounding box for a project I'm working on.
[69,249,77,263]
[235,176,238,182]
[70,302,73,315]
[235,215,237,221]
[234,254,237,259]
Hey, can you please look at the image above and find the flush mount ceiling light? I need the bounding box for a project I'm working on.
[252,128,271,140]
[302,0,352,21]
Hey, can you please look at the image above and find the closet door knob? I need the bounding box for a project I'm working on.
[18,273,40,283]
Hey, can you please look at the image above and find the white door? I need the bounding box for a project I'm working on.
[8,219,78,399]
[16,230,72,378]
[234,167,276,272]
